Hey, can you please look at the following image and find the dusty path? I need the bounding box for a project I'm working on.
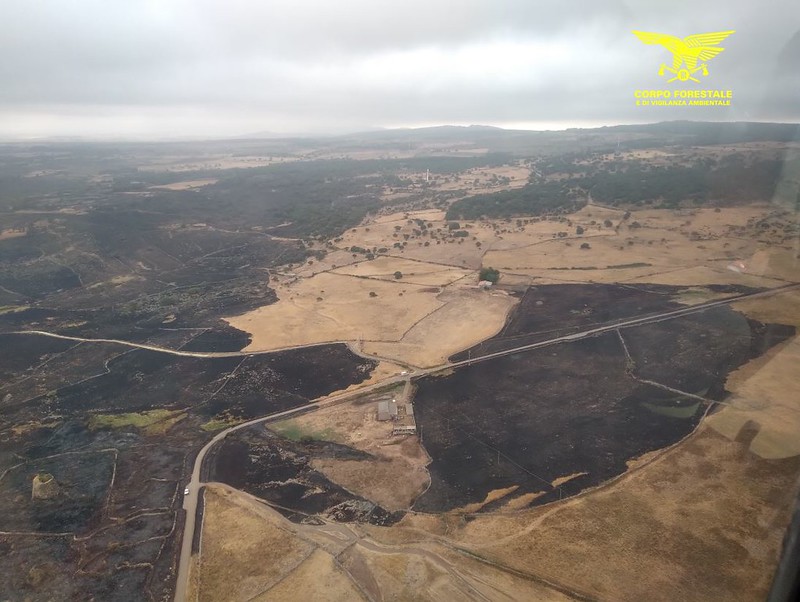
[4,284,798,601]
[6,329,352,359]
[174,283,800,600]
[10,283,800,368]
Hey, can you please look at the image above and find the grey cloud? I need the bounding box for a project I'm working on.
[0,0,797,138]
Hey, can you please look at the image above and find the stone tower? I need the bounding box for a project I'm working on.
[31,472,59,500]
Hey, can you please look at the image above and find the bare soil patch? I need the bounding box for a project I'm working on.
[138,156,298,172]
[363,287,517,367]
[372,209,447,224]
[254,549,365,602]
[226,272,443,350]
[360,286,800,602]
[207,426,403,525]
[455,427,800,602]
[0,228,26,240]
[332,256,470,286]
[709,334,800,459]
[197,486,315,602]
[272,389,430,511]
[230,205,787,370]
[227,253,516,367]
[149,178,218,191]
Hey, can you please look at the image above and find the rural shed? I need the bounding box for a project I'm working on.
[377,400,398,421]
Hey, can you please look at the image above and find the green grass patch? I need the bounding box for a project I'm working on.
[88,409,186,434]
[200,416,244,432]
[269,419,342,443]
[672,287,723,305]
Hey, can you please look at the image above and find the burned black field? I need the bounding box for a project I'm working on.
[0,146,411,600]
[414,285,795,513]
[0,332,376,601]
[450,282,763,361]
[206,427,403,526]
[2,135,798,600]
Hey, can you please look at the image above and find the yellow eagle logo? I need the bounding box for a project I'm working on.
[632,30,735,82]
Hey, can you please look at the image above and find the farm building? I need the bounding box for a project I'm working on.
[377,400,398,421]
[392,425,417,436]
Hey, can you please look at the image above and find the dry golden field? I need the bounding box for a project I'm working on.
[227,203,797,370]
[211,199,800,601]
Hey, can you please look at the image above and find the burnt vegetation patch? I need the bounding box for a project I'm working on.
[0,418,187,602]
[0,124,797,599]
[178,323,251,352]
[0,333,75,384]
[0,449,116,533]
[0,536,78,601]
[414,288,793,513]
[206,426,402,526]
[451,283,762,361]
[200,344,377,421]
[1,338,375,422]
[0,332,376,600]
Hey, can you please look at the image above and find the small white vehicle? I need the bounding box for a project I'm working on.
[184,487,190,496]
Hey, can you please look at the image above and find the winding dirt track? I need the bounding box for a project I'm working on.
[5,282,799,601]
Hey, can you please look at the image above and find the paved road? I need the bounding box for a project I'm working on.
[7,330,419,371]
[13,284,798,365]
[172,375,408,602]
[7,329,353,359]
[12,284,797,367]
[5,283,798,601]
[441,282,800,372]
[173,282,800,600]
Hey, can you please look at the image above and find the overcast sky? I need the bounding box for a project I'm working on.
[0,0,797,139]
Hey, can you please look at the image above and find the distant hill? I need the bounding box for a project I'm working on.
[304,121,800,156]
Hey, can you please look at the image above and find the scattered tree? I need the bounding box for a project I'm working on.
[394,271,403,279]
[479,267,501,284]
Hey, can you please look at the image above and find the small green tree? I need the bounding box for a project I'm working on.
[479,267,500,284]
[394,271,403,279]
